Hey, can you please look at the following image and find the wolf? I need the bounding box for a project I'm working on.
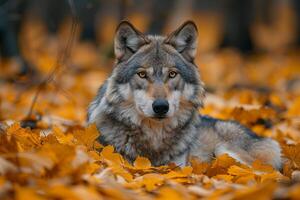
[87,20,282,170]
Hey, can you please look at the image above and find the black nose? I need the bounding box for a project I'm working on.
[152,99,169,116]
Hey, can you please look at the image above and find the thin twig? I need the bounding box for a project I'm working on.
[25,0,79,118]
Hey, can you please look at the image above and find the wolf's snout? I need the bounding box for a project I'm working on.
[152,99,169,116]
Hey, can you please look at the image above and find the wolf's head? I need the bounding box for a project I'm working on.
[101,21,205,127]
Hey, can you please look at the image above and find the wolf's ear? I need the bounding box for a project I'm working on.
[165,21,198,62]
[114,21,149,61]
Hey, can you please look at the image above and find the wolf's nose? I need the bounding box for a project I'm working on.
[152,99,169,115]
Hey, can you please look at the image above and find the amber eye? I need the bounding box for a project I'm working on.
[137,71,147,78]
[169,71,177,78]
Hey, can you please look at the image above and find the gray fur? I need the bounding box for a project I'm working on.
[87,21,282,170]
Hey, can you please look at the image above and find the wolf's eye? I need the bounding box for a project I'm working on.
[137,71,147,78]
[169,71,177,78]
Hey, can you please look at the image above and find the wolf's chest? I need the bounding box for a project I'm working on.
[99,124,188,165]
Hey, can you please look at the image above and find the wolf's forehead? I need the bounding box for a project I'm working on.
[142,37,174,69]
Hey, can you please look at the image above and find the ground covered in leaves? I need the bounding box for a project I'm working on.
[1,20,300,199]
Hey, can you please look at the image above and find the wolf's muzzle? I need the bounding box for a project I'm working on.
[152,99,169,116]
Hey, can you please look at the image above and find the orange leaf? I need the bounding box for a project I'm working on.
[134,156,151,169]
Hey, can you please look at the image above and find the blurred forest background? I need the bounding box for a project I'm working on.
[1,1,300,199]
[0,0,300,124]
[1,0,300,124]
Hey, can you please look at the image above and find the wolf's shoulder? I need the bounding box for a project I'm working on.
[196,115,262,140]
[96,81,108,101]
[87,81,108,122]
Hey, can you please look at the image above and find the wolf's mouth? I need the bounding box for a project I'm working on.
[151,115,167,120]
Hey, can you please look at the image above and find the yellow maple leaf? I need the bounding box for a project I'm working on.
[100,145,123,165]
[164,166,193,179]
[156,187,185,200]
[6,123,22,137]
[228,165,253,176]
[141,173,164,191]
[260,171,282,183]
[213,174,234,182]
[15,186,45,200]
[0,156,17,174]
[17,152,54,174]
[190,158,210,174]
[53,126,74,145]
[71,186,102,200]
[227,165,257,184]
[252,160,275,173]
[233,182,277,200]
[134,156,151,169]
[45,185,81,200]
[282,144,300,169]
[287,96,300,117]
[73,124,99,150]
[234,174,256,184]
[207,154,238,177]
[288,184,300,199]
